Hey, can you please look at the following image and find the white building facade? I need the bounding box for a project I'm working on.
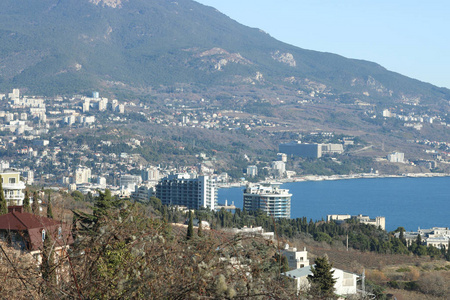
[282,244,310,270]
[156,173,217,210]
[0,170,26,206]
[243,183,291,218]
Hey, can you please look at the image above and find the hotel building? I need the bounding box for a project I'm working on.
[243,183,291,219]
[156,173,217,210]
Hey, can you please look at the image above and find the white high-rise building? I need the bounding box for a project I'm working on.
[98,98,108,111]
[388,152,405,163]
[246,165,258,177]
[156,173,217,210]
[82,99,90,112]
[75,167,91,184]
[141,166,159,182]
[243,183,291,219]
[271,161,286,177]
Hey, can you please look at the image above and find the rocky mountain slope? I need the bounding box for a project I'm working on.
[0,0,448,109]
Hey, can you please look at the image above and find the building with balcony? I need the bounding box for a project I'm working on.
[282,244,310,270]
[75,166,91,184]
[0,170,26,206]
[243,183,291,219]
[156,173,217,210]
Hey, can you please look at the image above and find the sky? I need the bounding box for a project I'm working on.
[195,0,450,89]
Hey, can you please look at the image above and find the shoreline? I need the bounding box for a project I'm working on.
[218,172,450,188]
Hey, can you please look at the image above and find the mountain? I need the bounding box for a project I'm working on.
[0,0,449,106]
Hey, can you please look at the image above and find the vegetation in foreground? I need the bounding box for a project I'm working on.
[0,190,449,299]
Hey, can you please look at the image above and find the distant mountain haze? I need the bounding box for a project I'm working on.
[0,0,448,107]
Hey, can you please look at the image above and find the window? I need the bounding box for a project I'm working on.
[8,178,15,184]
[343,272,354,286]
[42,230,46,242]
[58,227,62,239]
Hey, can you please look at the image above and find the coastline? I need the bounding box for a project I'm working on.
[218,172,450,188]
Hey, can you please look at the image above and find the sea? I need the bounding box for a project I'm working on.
[218,176,450,232]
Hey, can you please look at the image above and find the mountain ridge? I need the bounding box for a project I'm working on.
[0,0,448,108]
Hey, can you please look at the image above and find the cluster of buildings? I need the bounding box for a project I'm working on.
[327,214,386,230]
[157,98,283,130]
[281,244,360,297]
[395,227,450,249]
[386,151,440,169]
[0,89,126,136]
[382,108,445,130]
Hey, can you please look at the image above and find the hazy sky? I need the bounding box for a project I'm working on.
[196,0,450,89]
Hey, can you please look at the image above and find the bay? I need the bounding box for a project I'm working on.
[218,176,450,232]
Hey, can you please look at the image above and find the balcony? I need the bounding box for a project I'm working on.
[5,192,25,200]
[2,182,26,190]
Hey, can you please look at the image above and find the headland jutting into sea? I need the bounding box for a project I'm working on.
[218,172,450,188]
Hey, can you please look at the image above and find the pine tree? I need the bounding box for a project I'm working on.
[93,189,118,222]
[0,176,7,215]
[73,189,120,234]
[47,194,54,219]
[308,255,336,298]
[23,190,31,213]
[32,191,39,214]
[399,227,406,245]
[186,210,194,240]
[416,233,422,246]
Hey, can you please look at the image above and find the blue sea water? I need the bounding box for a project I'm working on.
[218,177,450,232]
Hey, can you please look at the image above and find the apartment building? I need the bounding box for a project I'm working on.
[243,183,291,219]
[156,173,217,210]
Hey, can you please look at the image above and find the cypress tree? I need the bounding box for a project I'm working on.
[399,227,406,245]
[416,233,422,246]
[47,194,54,219]
[41,234,56,288]
[23,190,31,213]
[186,210,194,240]
[308,255,336,298]
[0,176,7,215]
[32,191,39,214]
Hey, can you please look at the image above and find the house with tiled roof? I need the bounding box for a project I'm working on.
[0,206,73,260]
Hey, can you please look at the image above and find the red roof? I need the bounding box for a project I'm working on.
[0,211,74,251]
